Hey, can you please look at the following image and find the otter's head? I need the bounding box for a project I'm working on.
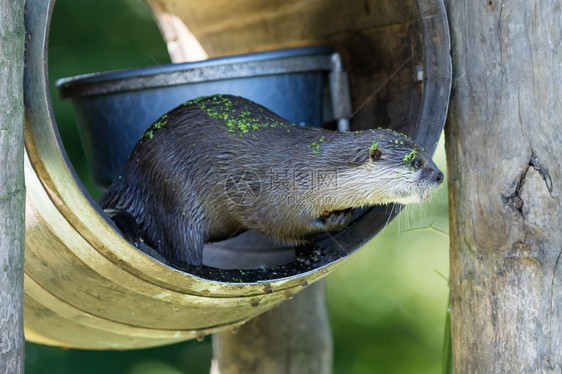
[331,129,444,209]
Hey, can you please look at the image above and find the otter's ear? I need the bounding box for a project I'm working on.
[369,148,383,161]
[349,146,383,164]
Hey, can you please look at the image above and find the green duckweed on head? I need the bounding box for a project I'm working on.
[369,141,379,152]
[402,147,418,163]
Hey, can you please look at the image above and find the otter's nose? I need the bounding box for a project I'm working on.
[435,171,444,184]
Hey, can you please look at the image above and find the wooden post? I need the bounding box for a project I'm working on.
[211,280,332,374]
[445,0,562,372]
[0,0,26,372]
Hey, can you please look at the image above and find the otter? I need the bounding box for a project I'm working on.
[99,94,443,266]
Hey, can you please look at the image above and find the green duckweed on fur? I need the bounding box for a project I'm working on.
[142,113,169,140]
[185,95,291,138]
[309,135,328,155]
[402,148,418,163]
[310,142,321,154]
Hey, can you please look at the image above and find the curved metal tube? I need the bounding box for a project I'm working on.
[23,0,451,350]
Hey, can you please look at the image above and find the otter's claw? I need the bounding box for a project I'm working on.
[315,208,354,232]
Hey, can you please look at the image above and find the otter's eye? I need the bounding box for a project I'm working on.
[412,159,423,168]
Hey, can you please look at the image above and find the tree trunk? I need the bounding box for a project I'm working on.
[211,280,332,374]
[0,0,26,373]
[445,0,562,372]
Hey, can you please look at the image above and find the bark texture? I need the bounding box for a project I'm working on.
[211,281,332,374]
[0,0,26,373]
[445,0,562,372]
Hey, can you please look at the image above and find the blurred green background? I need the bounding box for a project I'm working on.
[27,0,450,372]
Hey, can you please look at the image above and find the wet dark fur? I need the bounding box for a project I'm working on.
[100,95,443,265]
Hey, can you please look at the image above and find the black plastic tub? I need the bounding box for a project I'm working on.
[57,46,336,187]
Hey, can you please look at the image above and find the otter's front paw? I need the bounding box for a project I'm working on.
[316,208,354,232]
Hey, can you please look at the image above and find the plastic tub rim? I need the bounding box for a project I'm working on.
[56,45,335,98]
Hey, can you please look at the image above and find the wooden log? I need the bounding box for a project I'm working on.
[0,0,26,372]
[211,280,332,374]
[445,0,562,371]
